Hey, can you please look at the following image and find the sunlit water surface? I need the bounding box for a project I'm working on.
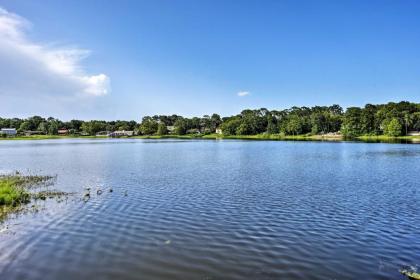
[0,139,419,280]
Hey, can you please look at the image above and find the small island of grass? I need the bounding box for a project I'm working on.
[0,174,65,220]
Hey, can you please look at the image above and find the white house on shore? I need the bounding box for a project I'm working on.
[108,130,134,137]
[215,128,223,134]
[1,128,17,136]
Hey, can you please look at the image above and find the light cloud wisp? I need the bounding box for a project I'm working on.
[237,91,250,97]
[0,7,110,98]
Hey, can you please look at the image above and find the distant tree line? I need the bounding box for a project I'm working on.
[138,114,222,135]
[1,101,419,137]
[0,116,137,136]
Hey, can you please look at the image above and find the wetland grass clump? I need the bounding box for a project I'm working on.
[0,174,66,220]
[0,177,30,206]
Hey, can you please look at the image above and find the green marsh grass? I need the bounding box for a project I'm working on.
[0,174,62,220]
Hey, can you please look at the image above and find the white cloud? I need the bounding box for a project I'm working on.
[82,74,111,96]
[237,91,250,97]
[0,7,110,100]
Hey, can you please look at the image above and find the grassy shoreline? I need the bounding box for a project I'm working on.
[356,135,420,141]
[135,133,420,142]
[1,134,419,142]
[0,135,107,141]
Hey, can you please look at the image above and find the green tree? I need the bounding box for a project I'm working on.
[220,118,241,135]
[9,118,23,129]
[267,118,278,134]
[174,118,188,135]
[236,121,253,135]
[0,118,9,128]
[157,123,168,135]
[139,117,158,135]
[19,121,31,132]
[37,122,48,134]
[68,120,83,132]
[80,121,106,135]
[360,104,378,134]
[310,112,326,134]
[413,112,420,131]
[48,121,59,135]
[383,118,402,137]
[341,107,362,137]
[210,114,222,132]
[403,111,413,136]
[28,116,45,130]
[285,115,303,135]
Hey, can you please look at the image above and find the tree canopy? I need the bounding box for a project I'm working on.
[1,101,419,137]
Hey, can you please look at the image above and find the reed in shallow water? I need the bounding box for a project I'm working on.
[0,174,63,220]
[0,176,30,206]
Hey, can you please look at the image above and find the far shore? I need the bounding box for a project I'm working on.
[1,134,420,143]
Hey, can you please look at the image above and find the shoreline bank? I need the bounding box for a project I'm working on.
[1,134,419,143]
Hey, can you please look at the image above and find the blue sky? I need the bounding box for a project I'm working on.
[0,0,419,120]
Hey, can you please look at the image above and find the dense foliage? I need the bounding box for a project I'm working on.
[1,101,419,137]
[0,116,137,136]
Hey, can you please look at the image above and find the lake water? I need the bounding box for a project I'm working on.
[0,139,419,280]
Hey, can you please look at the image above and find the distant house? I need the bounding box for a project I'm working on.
[167,126,175,134]
[215,128,222,134]
[108,130,134,137]
[1,128,17,136]
[58,129,69,135]
[408,131,420,136]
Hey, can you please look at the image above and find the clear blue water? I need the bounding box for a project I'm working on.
[0,139,419,280]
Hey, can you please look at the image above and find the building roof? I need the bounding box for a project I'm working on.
[113,130,134,133]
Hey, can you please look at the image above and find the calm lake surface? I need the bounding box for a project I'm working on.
[0,139,419,280]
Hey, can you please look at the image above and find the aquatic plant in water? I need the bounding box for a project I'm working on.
[0,173,67,220]
[0,177,30,206]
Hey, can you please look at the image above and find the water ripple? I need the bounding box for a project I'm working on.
[0,140,419,279]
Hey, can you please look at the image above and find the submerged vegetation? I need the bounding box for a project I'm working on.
[1,101,420,140]
[0,173,124,223]
[0,174,65,220]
